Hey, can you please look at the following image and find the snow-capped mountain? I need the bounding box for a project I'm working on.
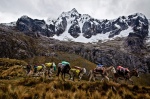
[1,22,16,27]
[14,8,149,42]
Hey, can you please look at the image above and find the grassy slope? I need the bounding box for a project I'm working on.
[0,54,150,99]
[0,78,150,99]
[24,52,96,71]
[0,51,95,78]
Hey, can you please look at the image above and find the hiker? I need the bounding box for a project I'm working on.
[26,64,31,74]
[34,64,37,73]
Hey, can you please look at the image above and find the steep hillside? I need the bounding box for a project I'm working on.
[0,24,150,72]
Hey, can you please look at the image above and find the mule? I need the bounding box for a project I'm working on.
[56,63,71,81]
[26,63,56,78]
[113,68,139,84]
[30,65,46,77]
[44,62,57,78]
[70,66,86,81]
[88,66,116,82]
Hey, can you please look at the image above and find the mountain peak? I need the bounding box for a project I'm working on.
[14,9,149,43]
[128,13,146,19]
[20,15,30,19]
[69,8,79,15]
[135,13,145,17]
[71,8,78,13]
[59,8,80,18]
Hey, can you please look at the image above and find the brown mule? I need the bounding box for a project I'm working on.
[56,63,71,81]
[88,66,116,82]
[113,69,139,84]
[70,66,86,81]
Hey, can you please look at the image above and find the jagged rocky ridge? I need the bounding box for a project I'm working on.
[15,8,149,41]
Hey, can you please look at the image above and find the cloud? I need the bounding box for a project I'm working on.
[0,0,149,23]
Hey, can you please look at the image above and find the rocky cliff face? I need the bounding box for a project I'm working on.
[50,37,150,72]
[0,24,149,72]
[16,16,54,37]
[15,8,149,42]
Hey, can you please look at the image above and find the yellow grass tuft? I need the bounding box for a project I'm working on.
[0,78,150,99]
[0,58,27,67]
[0,65,25,78]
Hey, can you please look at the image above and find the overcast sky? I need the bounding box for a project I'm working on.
[0,0,150,23]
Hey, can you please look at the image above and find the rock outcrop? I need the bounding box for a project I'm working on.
[16,15,54,37]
